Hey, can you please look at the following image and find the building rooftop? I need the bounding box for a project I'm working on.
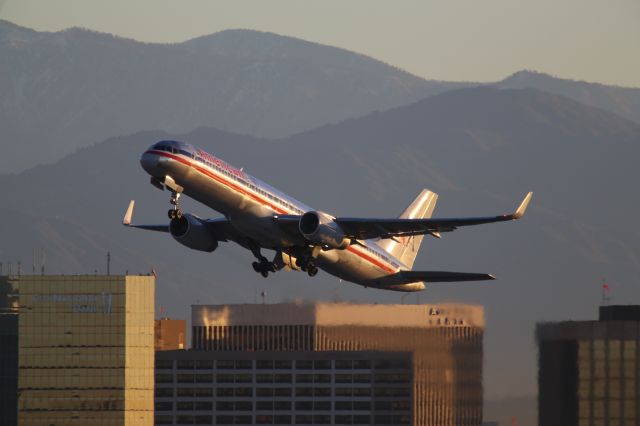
[192,302,484,328]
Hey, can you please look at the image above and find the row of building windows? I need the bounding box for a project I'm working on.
[155,414,410,425]
[156,387,411,398]
[156,373,410,384]
[156,400,410,412]
[158,359,410,370]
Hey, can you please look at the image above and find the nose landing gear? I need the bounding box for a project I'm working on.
[167,191,183,220]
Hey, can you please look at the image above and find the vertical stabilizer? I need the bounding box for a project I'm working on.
[378,189,438,269]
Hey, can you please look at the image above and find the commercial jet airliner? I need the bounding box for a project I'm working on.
[123,140,532,292]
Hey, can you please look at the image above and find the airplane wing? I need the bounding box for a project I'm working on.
[121,200,237,241]
[334,192,532,240]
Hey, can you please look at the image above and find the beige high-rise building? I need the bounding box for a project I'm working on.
[158,302,484,426]
[16,275,155,426]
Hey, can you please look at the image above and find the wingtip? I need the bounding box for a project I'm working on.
[123,200,135,226]
[512,191,533,219]
[488,274,497,280]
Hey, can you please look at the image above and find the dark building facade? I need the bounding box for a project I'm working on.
[154,302,484,426]
[0,276,19,426]
[537,305,640,426]
[156,350,413,426]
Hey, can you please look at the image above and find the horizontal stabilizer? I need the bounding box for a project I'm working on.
[394,270,496,284]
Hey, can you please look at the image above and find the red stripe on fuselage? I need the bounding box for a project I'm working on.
[149,150,397,274]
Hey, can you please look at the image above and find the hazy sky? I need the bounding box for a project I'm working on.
[1,0,639,87]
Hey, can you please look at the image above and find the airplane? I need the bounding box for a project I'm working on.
[123,140,532,292]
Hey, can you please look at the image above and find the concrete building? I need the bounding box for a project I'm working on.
[537,305,640,426]
[155,302,484,426]
[156,318,187,351]
[0,276,19,426]
[16,275,155,426]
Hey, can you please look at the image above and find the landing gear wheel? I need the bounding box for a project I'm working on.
[307,266,319,277]
[167,190,183,220]
[260,270,269,278]
[168,209,183,220]
[252,262,261,273]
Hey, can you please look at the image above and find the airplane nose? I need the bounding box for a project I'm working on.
[140,151,159,175]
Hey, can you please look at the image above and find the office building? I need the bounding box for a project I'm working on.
[17,274,155,426]
[537,305,640,426]
[156,318,187,351]
[155,302,484,426]
[0,276,19,426]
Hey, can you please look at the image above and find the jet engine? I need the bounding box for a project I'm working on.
[169,213,218,252]
[299,211,349,250]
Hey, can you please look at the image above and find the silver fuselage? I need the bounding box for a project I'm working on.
[140,141,423,291]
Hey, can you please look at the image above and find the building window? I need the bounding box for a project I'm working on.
[177,401,194,411]
[216,401,234,411]
[257,360,274,369]
[194,415,213,425]
[177,360,194,369]
[195,401,212,411]
[314,360,331,370]
[275,360,292,369]
[274,415,292,424]
[195,373,213,383]
[235,415,252,424]
[256,387,274,397]
[194,388,213,398]
[295,414,313,424]
[274,388,292,397]
[196,360,213,370]
[155,415,173,425]
[217,387,234,397]
[235,401,252,411]
[155,373,173,383]
[176,373,194,383]
[177,388,194,397]
[218,360,234,369]
[256,415,273,424]
[256,401,273,410]
[235,387,253,397]
[156,359,173,369]
[155,387,174,397]
[155,401,173,411]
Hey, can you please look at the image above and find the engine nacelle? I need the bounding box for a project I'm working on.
[299,211,349,250]
[169,213,218,252]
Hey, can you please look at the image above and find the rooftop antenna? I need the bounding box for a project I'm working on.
[8,261,12,275]
[41,250,46,275]
[261,291,267,305]
[17,261,21,276]
[107,252,111,275]
[601,278,611,306]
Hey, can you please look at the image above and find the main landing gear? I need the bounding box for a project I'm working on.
[167,191,182,220]
[295,247,321,277]
[250,244,277,278]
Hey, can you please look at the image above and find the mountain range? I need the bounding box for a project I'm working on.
[2,86,639,407]
[0,19,463,173]
[2,19,640,175]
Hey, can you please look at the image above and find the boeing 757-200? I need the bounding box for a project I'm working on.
[123,140,532,292]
